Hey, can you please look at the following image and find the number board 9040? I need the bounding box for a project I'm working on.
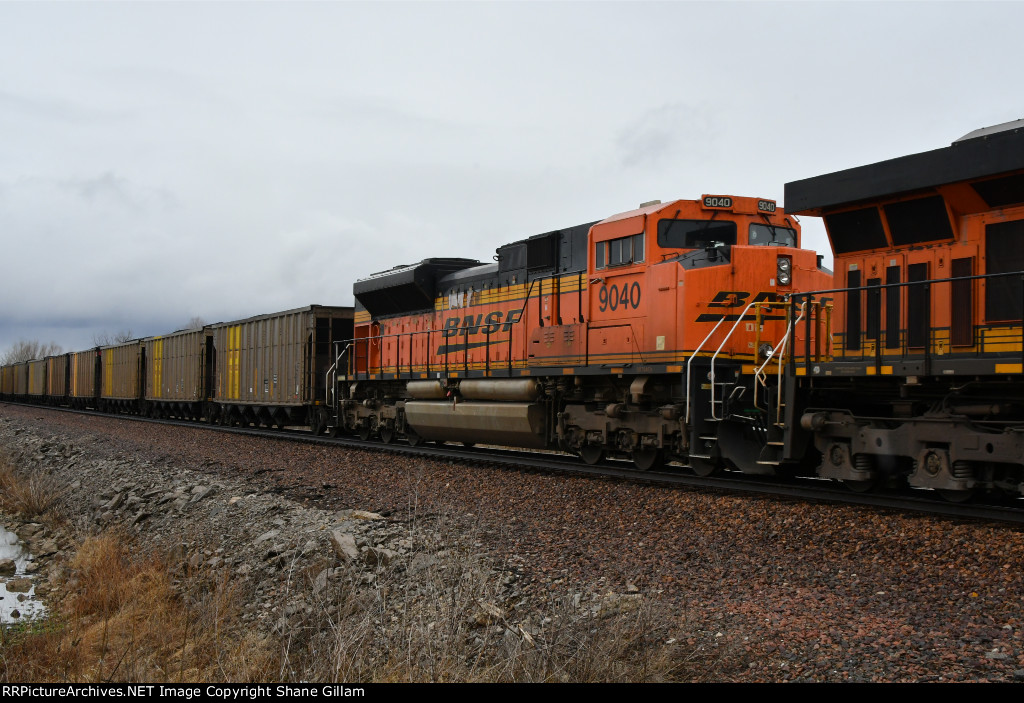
[757,199,777,213]
[702,195,733,209]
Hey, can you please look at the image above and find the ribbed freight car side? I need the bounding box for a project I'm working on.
[211,305,353,429]
[27,359,46,399]
[45,354,69,403]
[145,328,212,420]
[99,341,144,413]
[13,362,28,398]
[69,349,99,409]
[0,365,13,398]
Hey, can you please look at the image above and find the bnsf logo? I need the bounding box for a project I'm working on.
[698,290,785,322]
[441,310,522,338]
[697,291,831,322]
[707,291,783,308]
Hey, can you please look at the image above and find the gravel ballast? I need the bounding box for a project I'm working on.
[2,403,1024,682]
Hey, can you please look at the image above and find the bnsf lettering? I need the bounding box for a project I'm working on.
[707,291,782,308]
[441,310,522,338]
[484,310,504,333]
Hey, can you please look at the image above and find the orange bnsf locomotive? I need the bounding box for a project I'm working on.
[781,120,1024,501]
[332,195,831,472]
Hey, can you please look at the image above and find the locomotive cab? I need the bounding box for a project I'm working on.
[587,195,828,369]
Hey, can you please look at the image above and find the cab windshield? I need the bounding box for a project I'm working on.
[748,223,797,247]
[657,219,737,249]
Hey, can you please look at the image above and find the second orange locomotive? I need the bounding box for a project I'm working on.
[338,195,832,471]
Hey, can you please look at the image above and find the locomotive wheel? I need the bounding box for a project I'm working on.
[579,445,604,465]
[380,425,395,444]
[939,488,976,503]
[311,410,326,436]
[632,448,663,472]
[843,478,877,493]
[690,457,723,477]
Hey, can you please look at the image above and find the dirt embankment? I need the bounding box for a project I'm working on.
[0,407,697,682]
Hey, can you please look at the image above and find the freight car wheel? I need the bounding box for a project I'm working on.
[406,430,423,447]
[380,425,395,444]
[632,448,664,472]
[579,446,604,465]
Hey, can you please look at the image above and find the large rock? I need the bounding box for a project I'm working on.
[0,559,15,576]
[362,546,398,567]
[329,531,360,562]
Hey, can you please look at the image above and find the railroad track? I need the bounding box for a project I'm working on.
[6,400,1024,525]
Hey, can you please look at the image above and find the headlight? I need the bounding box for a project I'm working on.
[777,256,792,286]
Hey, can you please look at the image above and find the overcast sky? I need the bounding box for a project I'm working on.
[1,1,1020,354]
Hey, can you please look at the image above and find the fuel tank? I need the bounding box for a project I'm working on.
[404,400,547,448]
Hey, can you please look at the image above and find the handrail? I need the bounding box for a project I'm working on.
[684,315,728,425]
[751,301,806,413]
[326,342,352,407]
[790,267,1024,365]
[325,360,336,406]
[708,300,764,420]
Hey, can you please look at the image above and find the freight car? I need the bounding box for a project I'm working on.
[0,364,13,399]
[10,361,28,400]
[45,353,69,404]
[209,305,353,430]
[144,327,211,420]
[777,119,1024,501]
[99,340,144,413]
[68,349,99,409]
[334,195,833,471]
[26,358,46,400]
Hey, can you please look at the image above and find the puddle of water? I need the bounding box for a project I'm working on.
[0,525,47,623]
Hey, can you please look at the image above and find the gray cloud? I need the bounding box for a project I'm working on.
[616,103,716,169]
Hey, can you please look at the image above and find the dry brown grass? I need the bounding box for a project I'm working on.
[0,531,277,683]
[0,454,64,518]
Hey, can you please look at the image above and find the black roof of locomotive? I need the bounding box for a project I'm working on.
[354,258,481,316]
[784,119,1024,215]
